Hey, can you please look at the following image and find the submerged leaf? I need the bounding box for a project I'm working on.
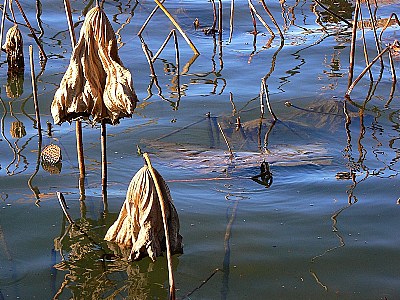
[105,166,183,261]
[51,7,138,125]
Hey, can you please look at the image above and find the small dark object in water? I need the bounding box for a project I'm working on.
[193,18,200,30]
[252,161,273,188]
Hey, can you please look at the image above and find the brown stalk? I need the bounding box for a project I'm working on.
[153,0,200,55]
[13,0,47,61]
[101,120,107,209]
[378,13,400,43]
[314,0,352,26]
[152,29,174,62]
[358,7,373,81]
[348,0,360,88]
[345,46,390,97]
[365,0,382,67]
[143,153,176,300]
[172,30,181,101]
[137,0,165,36]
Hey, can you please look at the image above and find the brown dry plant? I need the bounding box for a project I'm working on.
[105,165,183,261]
[51,6,138,125]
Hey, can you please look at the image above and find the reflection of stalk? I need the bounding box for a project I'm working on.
[0,98,18,175]
[228,0,234,43]
[221,197,239,299]
[14,0,47,61]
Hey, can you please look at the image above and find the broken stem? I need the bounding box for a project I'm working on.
[153,0,200,55]
[137,0,165,36]
[143,153,176,300]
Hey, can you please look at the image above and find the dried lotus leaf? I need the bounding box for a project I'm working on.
[105,166,183,261]
[51,7,138,125]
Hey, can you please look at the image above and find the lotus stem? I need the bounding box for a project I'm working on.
[137,0,165,36]
[348,0,360,89]
[259,0,284,40]
[143,153,176,300]
[314,0,352,26]
[153,0,200,55]
[101,120,107,210]
[152,29,174,62]
[345,46,390,97]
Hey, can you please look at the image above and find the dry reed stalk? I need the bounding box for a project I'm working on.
[365,0,383,67]
[153,0,200,55]
[379,13,400,43]
[172,30,181,100]
[345,46,390,97]
[314,0,352,26]
[13,0,46,61]
[358,8,373,81]
[152,29,174,62]
[101,119,107,206]
[143,153,176,300]
[137,0,165,36]
[348,0,360,89]
[29,45,41,138]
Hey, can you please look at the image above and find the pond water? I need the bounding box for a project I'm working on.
[1,0,400,299]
